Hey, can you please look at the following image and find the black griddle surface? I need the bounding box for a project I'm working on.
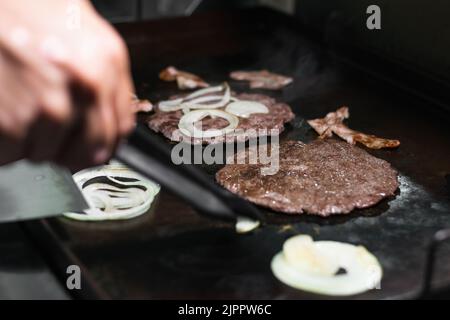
[44,8,450,299]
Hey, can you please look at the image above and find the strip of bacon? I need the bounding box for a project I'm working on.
[308,106,349,138]
[307,107,400,149]
[230,70,293,90]
[159,66,209,90]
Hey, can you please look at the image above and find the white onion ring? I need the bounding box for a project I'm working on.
[225,100,268,118]
[271,235,382,296]
[158,98,184,112]
[282,235,339,276]
[181,83,231,109]
[183,95,238,105]
[63,164,160,221]
[184,84,224,100]
[158,84,230,112]
[178,109,239,138]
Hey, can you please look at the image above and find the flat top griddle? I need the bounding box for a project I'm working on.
[31,8,450,299]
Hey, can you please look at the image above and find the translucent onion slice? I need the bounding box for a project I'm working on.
[235,216,260,234]
[183,95,238,106]
[158,84,229,112]
[282,235,339,276]
[63,164,160,221]
[158,98,184,112]
[181,83,231,109]
[184,84,224,100]
[178,109,239,138]
[271,235,382,296]
[225,100,269,118]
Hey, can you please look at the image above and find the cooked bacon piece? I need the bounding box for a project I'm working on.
[307,107,400,149]
[159,66,209,90]
[333,124,400,149]
[131,94,153,113]
[308,106,349,138]
[230,70,293,90]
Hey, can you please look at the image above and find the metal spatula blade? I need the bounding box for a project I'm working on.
[0,161,88,224]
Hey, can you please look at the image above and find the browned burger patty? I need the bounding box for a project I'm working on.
[148,93,294,144]
[216,139,399,216]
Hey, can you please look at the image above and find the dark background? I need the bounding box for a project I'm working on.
[92,0,450,87]
[91,0,286,22]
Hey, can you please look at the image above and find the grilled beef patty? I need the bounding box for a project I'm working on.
[216,139,399,216]
[148,93,294,144]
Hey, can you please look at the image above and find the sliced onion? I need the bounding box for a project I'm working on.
[181,83,231,109]
[158,84,230,112]
[235,216,260,234]
[178,109,239,138]
[183,95,238,105]
[63,164,160,221]
[184,84,224,100]
[225,100,268,118]
[282,235,339,276]
[184,95,224,104]
[271,235,382,296]
[158,98,184,112]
